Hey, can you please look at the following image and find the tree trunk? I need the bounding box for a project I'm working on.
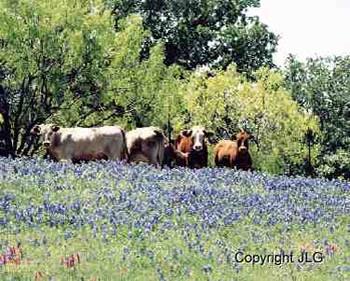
[0,110,15,157]
[0,86,15,157]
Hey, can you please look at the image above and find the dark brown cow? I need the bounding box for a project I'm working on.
[214,129,253,171]
[175,126,212,169]
[163,143,189,168]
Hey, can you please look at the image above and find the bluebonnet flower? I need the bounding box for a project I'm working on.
[0,158,349,278]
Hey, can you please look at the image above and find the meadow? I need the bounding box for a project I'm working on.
[0,158,349,281]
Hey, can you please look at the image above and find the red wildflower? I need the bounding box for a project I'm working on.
[34,271,44,280]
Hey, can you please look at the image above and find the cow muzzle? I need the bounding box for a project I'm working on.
[193,145,203,151]
[239,146,248,153]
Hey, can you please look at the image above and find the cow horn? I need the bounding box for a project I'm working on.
[51,125,60,132]
[181,129,192,137]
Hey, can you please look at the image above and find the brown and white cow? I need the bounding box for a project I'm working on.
[175,126,213,169]
[214,129,253,171]
[31,124,128,163]
[126,127,166,166]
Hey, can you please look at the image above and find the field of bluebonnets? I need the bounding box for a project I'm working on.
[0,158,349,281]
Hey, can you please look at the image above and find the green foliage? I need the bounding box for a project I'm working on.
[284,55,350,179]
[104,15,185,131]
[316,149,350,180]
[180,66,320,174]
[0,0,118,154]
[0,0,183,155]
[105,0,278,74]
[0,0,333,178]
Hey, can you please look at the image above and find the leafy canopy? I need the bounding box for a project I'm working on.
[0,0,181,155]
[179,66,319,174]
[284,55,350,179]
[105,0,278,74]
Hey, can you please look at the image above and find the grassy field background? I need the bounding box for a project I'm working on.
[0,158,349,280]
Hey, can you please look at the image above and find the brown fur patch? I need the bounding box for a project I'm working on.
[214,130,253,170]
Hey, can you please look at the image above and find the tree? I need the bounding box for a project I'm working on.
[103,16,184,133]
[0,0,117,156]
[284,55,350,179]
[179,65,320,174]
[0,0,185,157]
[105,0,278,74]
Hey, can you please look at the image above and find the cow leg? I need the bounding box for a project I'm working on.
[149,155,159,166]
[247,154,253,171]
[129,153,149,164]
[144,146,159,167]
[202,154,208,168]
[215,155,225,165]
[215,154,222,167]
[105,151,117,161]
[214,154,218,166]
[216,155,229,168]
[59,148,74,164]
[188,155,195,169]
[105,144,123,161]
[156,143,165,168]
[59,158,72,164]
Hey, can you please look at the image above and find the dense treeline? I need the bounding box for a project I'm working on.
[104,0,278,73]
[0,0,348,179]
[284,55,350,180]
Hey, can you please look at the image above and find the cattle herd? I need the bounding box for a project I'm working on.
[30,124,254,171]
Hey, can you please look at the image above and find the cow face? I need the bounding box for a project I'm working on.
[181,126,213,152]
[30,124,55,136]
[232,129,254,153]
[43,125,60,148]
[30,125,42,136]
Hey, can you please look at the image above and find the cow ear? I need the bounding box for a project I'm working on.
[231,134,237,141]
[181,129,192,137]
[31,126,41,135]
[154,129,165,139]
[249,134,255,140]
[204,130,214,138]
[51,125,60,132]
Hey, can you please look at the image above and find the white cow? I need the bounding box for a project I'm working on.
[126,127,166,166]
[31,124,128,163]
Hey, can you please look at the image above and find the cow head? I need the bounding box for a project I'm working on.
[30,124,56,136]
[180,126,213,152]
[232,128,254,153]
[43,125,60,148]
[30,125,42,136]
[153,128,166,141]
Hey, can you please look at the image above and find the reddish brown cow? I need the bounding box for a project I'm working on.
[214,129,254,171]
[175,126,212,169]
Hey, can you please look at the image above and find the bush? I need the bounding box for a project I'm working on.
[316,149,350,180]
[178,66,320,174]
